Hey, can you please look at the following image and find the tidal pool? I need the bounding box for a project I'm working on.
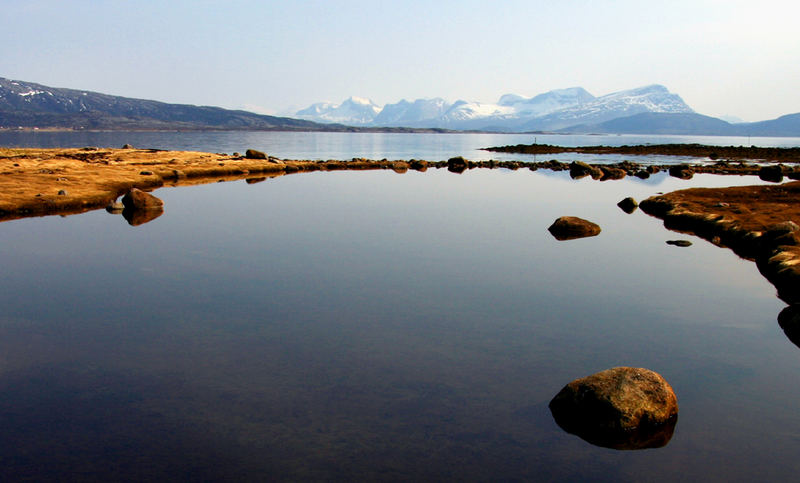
[0,168,796,481]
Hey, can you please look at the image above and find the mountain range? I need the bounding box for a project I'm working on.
[1,76,798,136]
[0,77,445,133]
[296,85,800,136]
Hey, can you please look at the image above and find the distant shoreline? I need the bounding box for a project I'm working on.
[483,142,800,162]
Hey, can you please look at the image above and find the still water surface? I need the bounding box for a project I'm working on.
[1,132,799,480]
[3,130,800,162]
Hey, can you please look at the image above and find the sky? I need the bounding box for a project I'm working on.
[2,0,799,122]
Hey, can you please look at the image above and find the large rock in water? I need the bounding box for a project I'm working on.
[121,188,164,210]
[549,367,678,450]
[447,156,469,173]
[547,216,601,240]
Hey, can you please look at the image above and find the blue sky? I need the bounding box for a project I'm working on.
[2,0,799,121]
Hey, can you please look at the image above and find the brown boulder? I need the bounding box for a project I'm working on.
[245,149,268,160]
[668,164,694,179]
[600,166,627,180]
[548,216,601,240]
[447,156,469,173]
[549,367,678,450]
[121,188,164,210]
[569,161,603,180]
[759,165,784,183]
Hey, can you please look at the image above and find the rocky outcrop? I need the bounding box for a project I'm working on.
[549,367,678,450]
[548,216,601,240]
[640,182,800,304]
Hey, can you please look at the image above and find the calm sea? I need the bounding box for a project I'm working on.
[1,131,799,481]
[3,130,800,162]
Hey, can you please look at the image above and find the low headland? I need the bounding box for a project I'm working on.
[1,144,799,304]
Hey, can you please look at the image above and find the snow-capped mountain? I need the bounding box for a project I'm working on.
[372,98,451,126]
[296,85,694,132]
[519,85,693,131]
[498,87,595,117]
[295,96,381,125]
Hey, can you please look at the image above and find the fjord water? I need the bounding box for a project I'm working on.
[1,132,800,480]
[3,130,800,162]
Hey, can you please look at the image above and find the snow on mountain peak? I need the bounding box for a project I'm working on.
[295,84,695,130]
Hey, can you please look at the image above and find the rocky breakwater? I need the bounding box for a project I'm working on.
[549,367,678,450]
[639,181,800,304]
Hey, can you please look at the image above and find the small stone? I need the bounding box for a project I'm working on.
[121,144,134,149]
[57,190,67,196]
[106,201,125,213]
[139,170,154,176]
[666,240,693,247]
[617,197,639,214]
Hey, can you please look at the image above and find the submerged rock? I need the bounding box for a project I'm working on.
[549,367,678,450]
[547,216,601,241]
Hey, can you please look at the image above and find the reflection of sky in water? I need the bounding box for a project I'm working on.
[0,167,797,480]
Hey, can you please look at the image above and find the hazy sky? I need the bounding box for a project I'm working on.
[2,0,799,121]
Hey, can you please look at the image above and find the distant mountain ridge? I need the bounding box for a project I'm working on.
[0,77,437,132]
[2,77,798,136]
[295,85,702,132]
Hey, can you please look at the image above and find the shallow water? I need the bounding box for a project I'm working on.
[1,162,797,480]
